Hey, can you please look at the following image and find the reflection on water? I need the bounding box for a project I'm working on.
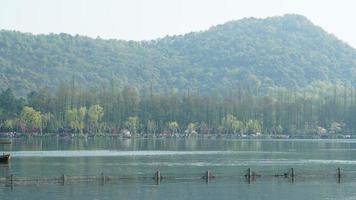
[0,138,356,200]
[10,150,236,157]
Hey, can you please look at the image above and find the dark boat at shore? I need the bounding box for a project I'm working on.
[0,154,10,163]
[0,140,11,144]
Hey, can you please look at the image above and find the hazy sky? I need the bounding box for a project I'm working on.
[1,0,356,47]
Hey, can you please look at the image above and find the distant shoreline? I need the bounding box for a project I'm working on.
[0,132,353,140]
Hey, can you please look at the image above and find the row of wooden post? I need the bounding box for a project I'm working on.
[154,167,340,185]
[4,168,343,186]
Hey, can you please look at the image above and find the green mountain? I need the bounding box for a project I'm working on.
[1,14,356,96]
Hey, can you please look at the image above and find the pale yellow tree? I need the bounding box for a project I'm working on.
[167,121,179,134]
[20,106,42,134]
[125,116,140,135]
[88,105,104,134]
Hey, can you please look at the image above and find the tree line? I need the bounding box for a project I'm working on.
[0,81,355,136]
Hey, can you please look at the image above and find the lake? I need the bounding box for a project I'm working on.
[1,138,356,200]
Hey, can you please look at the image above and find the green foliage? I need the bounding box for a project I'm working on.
[147,120,157,134]
[20,106,41,133]
[1,14,356,96]
[186,122,197,134]
[41,112,55,133]
[125,116,140,135]
[0,88,23,118]
[3,119,15,130]
[87,105,104,134]
[0,81,356,136]
[221,114,242,134]
[1,15,356,135]
[65,107,86,134]
[245,120,262,135]
[167,121,179,134]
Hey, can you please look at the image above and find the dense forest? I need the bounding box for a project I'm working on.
[1,14,356,136]
[0,14,356,96]
[0,81,355,136]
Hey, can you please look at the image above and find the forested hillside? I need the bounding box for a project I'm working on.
[1,14,356,135]
[1,14,356,96]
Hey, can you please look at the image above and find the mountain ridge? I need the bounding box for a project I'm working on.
[1,14,355,96]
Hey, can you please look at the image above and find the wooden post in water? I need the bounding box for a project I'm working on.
[10,174,13,186]
[245,168,252,183]
[291,168,294,182]
[101,172,106,184]
[61,174,66,185]
[337,168,341,183]
[155,171,161,185]
[205,170,211,183]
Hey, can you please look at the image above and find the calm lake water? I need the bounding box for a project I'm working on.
[1,138,356,200]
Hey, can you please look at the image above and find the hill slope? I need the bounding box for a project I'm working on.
[1,14,356,95]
